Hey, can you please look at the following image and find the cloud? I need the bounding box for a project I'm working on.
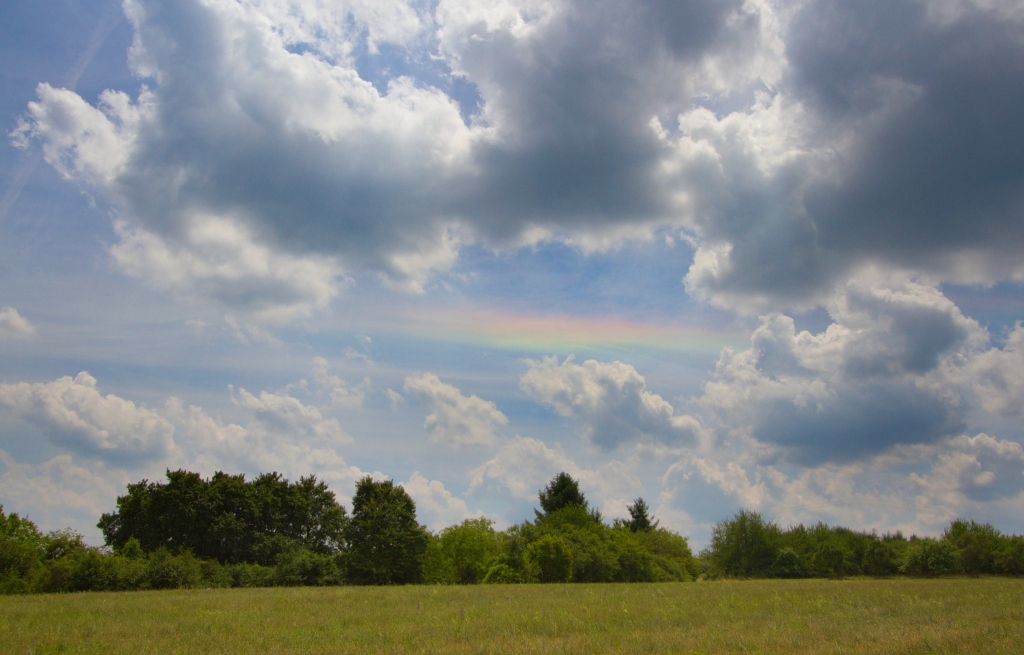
[520,355,702,449]
[231,386,351,445]
[468,435,640,516]
[0,372,176,465]
[299,357,371,410]
[0,449,128,540]
[678,0,1024,311]
[964,323,1024,418]
[401,471,482,530]
[13,0,787,314]
[0,307,36,340]
[403,373,507,447]
[110,219,342,321]
[699,273,989,463]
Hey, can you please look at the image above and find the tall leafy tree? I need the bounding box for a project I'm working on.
[537,472,589,516]
[705,509,781,578]
[98,469,346,564]
[625,497,658,532]
[343,477,428,585]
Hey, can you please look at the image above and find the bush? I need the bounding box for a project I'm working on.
[901,539,961,576]
[146,549,203,589]
[862,540,899,576]
[705,510,781,578]
[943,520,1001,574]
[482,563,522,584]
[770,548,808,578]
[995,536,1024,575]
[526,535,573,583]
[811,542,848,578]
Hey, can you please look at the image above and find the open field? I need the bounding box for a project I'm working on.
[2,578,1023,654]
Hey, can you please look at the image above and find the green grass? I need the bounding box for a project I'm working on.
[2,578,1023,654]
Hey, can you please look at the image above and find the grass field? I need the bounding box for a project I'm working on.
[2,578,1023,654]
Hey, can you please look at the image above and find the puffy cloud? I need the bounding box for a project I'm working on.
[401,471,482,530]
[680,0,1024,310]
[520,356,702,449]
[14,0,787,315]
[0,307,35,340]
[909,433,1024,504]
[964,324,1024,418]
[700,274,988,463]
[661,429,1024,543]
[231,387,351,445]
[0,449,128,540]
[110,220,342,321]
[468,435,641,516]
[298,357,371,410]
[17,0,1023,316]
[0,372,176,464]
[404,373,507,447]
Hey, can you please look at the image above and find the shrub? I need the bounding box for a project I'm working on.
[861,540,899,576]
[770,548,808,578]
[901,539,960,576]
[811,542,848,578]
[943,520,1001,574]
[526,535,573,583]
[994,536,1024,575]
[705,510,781,578]
[482,563,522,584]
[146,549,203,589]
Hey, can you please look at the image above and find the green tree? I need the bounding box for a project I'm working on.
[942,519,1001,574]
[624,497,658,533]
[537,473,589,516]
[900,538,961,576]
[98,469,347,565]
[343,477,427,585]
[705,509,781,578]
[861,539,898,576]
[435,518,500,584]
[526,535,573,583]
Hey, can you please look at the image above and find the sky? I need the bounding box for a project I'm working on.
[2,0,1024,548]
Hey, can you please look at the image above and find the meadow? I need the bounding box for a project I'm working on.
[2,578,1023,654]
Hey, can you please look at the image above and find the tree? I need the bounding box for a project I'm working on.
[343,477,428,585]
[98,470,347,565]
[943,519,1001,574]
[900,538,961,576]
[625,497,658,533]
[436,518,500,584]
[537,472,589,516]
[705,509,781,578]
[526,535,573,583]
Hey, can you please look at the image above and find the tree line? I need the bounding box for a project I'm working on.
[2,470,1023,593]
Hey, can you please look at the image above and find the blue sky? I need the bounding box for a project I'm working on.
[2,0,1024,548]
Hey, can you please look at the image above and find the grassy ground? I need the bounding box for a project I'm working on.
[2,578,1022,654]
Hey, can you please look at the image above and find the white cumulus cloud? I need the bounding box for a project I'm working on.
[520,355,702,449]
[404,373,507,447]
[0,307,36,340]
[0,372,176,464]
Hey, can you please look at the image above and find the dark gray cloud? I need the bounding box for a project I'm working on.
[700,275,990,464]
[794,0,1024,273]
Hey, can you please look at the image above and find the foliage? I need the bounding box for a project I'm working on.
[537,472,590,517]
[943,519,1001,574]
[98,470,347,564]
[901,538,961,576]
[343,476,428,585]
[425,518,500,584]
[525,535,573,583]
[861,540,899,576]
[624,497,658,533]
[705,510,781,578]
